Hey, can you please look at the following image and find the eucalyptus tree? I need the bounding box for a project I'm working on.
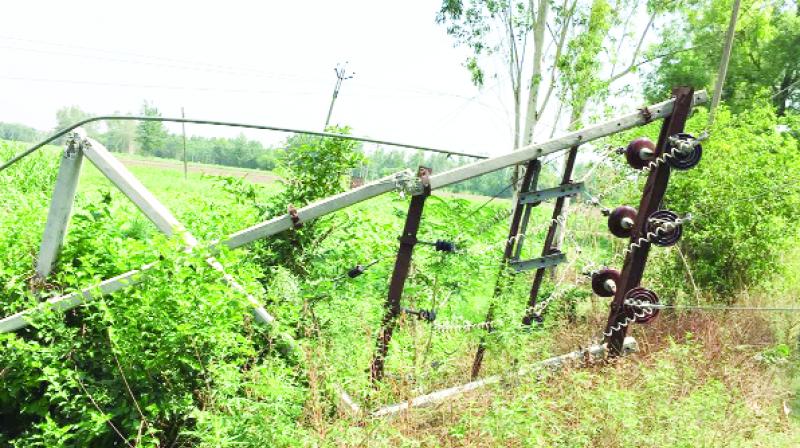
[643,0,799,116]
[436,0,657,149]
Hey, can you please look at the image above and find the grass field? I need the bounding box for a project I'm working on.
[1,139,798,447]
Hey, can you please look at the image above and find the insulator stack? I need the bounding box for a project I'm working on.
[646,210,682,247]
[624,287,660,324]
[667,132,702,170]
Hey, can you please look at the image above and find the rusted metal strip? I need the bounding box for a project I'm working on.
[470,159,541,379]
[603,87,695,354]
[522,145,580,325]
[370,167,432,383]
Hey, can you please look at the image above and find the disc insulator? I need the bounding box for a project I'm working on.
[624,287,660,324]
[646,210,682,247]
[667,132,702,170]
[625,137,656,170]
[608,206,637,238]
[591,268,620,297]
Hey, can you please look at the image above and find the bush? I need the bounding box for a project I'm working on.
[655,103,800,298]
[252,126,363,275]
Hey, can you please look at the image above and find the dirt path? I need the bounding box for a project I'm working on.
[118,158,280,185]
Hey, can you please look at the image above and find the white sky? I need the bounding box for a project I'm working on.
[1,1,647,157]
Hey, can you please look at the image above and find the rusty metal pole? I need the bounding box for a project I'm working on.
[522,145,580,325]
[370,167,432,383]
[470,159,540,379]
[604,87,695,354]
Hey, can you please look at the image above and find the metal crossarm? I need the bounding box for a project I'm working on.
[518,182,585,204]
[509,252,567,272]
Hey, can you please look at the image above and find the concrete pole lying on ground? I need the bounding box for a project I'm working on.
[369,337,638,418]
[223,91,708,249]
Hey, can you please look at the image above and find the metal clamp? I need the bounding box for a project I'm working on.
[509,251,566,272]
[64,132,88,159]
[639,106,653,123]
[394,170,425,196]
[287,205,303,229]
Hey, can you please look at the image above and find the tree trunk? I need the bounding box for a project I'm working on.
[522,0,549,147]
[775,71,795,117]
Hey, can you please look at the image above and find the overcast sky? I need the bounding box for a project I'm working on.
[1,1,646,157]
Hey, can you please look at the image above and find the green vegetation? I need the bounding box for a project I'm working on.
[0,0,798,444]
[1,95,799,446]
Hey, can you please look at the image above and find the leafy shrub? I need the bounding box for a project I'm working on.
[657,103,800,298]
[252,126,363,275]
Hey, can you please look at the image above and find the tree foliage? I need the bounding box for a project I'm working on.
[136,102,168,156]
[659,104,800,297]
[644,0,800,115]
[251,127,364,275]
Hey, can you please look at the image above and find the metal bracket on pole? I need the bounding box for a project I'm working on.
[603,87,695,355]
[470,159,540,379]
[509,251,566,272]
[370,166,432,383]
[522,145,581,325]
[518,182,585,205]
[35,132,86,280]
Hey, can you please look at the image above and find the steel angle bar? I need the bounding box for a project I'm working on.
[604,87,696,355]
[522,145,581,325]
[370,167,432,382]
[509,252,567,272]
[518,182,585,205]
[371,337,638,418]
[224,92,708,249]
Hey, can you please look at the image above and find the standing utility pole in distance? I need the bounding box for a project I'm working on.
[181,107,188,180]
[324,62,355,128]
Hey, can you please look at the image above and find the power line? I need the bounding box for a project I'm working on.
[0,114,488,172]
[0,75,320,96]
[0,36,477,101]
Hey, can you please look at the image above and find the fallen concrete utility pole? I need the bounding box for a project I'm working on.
[370,337,638,418]
[223,91,707,249]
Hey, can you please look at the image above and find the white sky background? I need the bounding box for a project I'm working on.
[0,0,650,158]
